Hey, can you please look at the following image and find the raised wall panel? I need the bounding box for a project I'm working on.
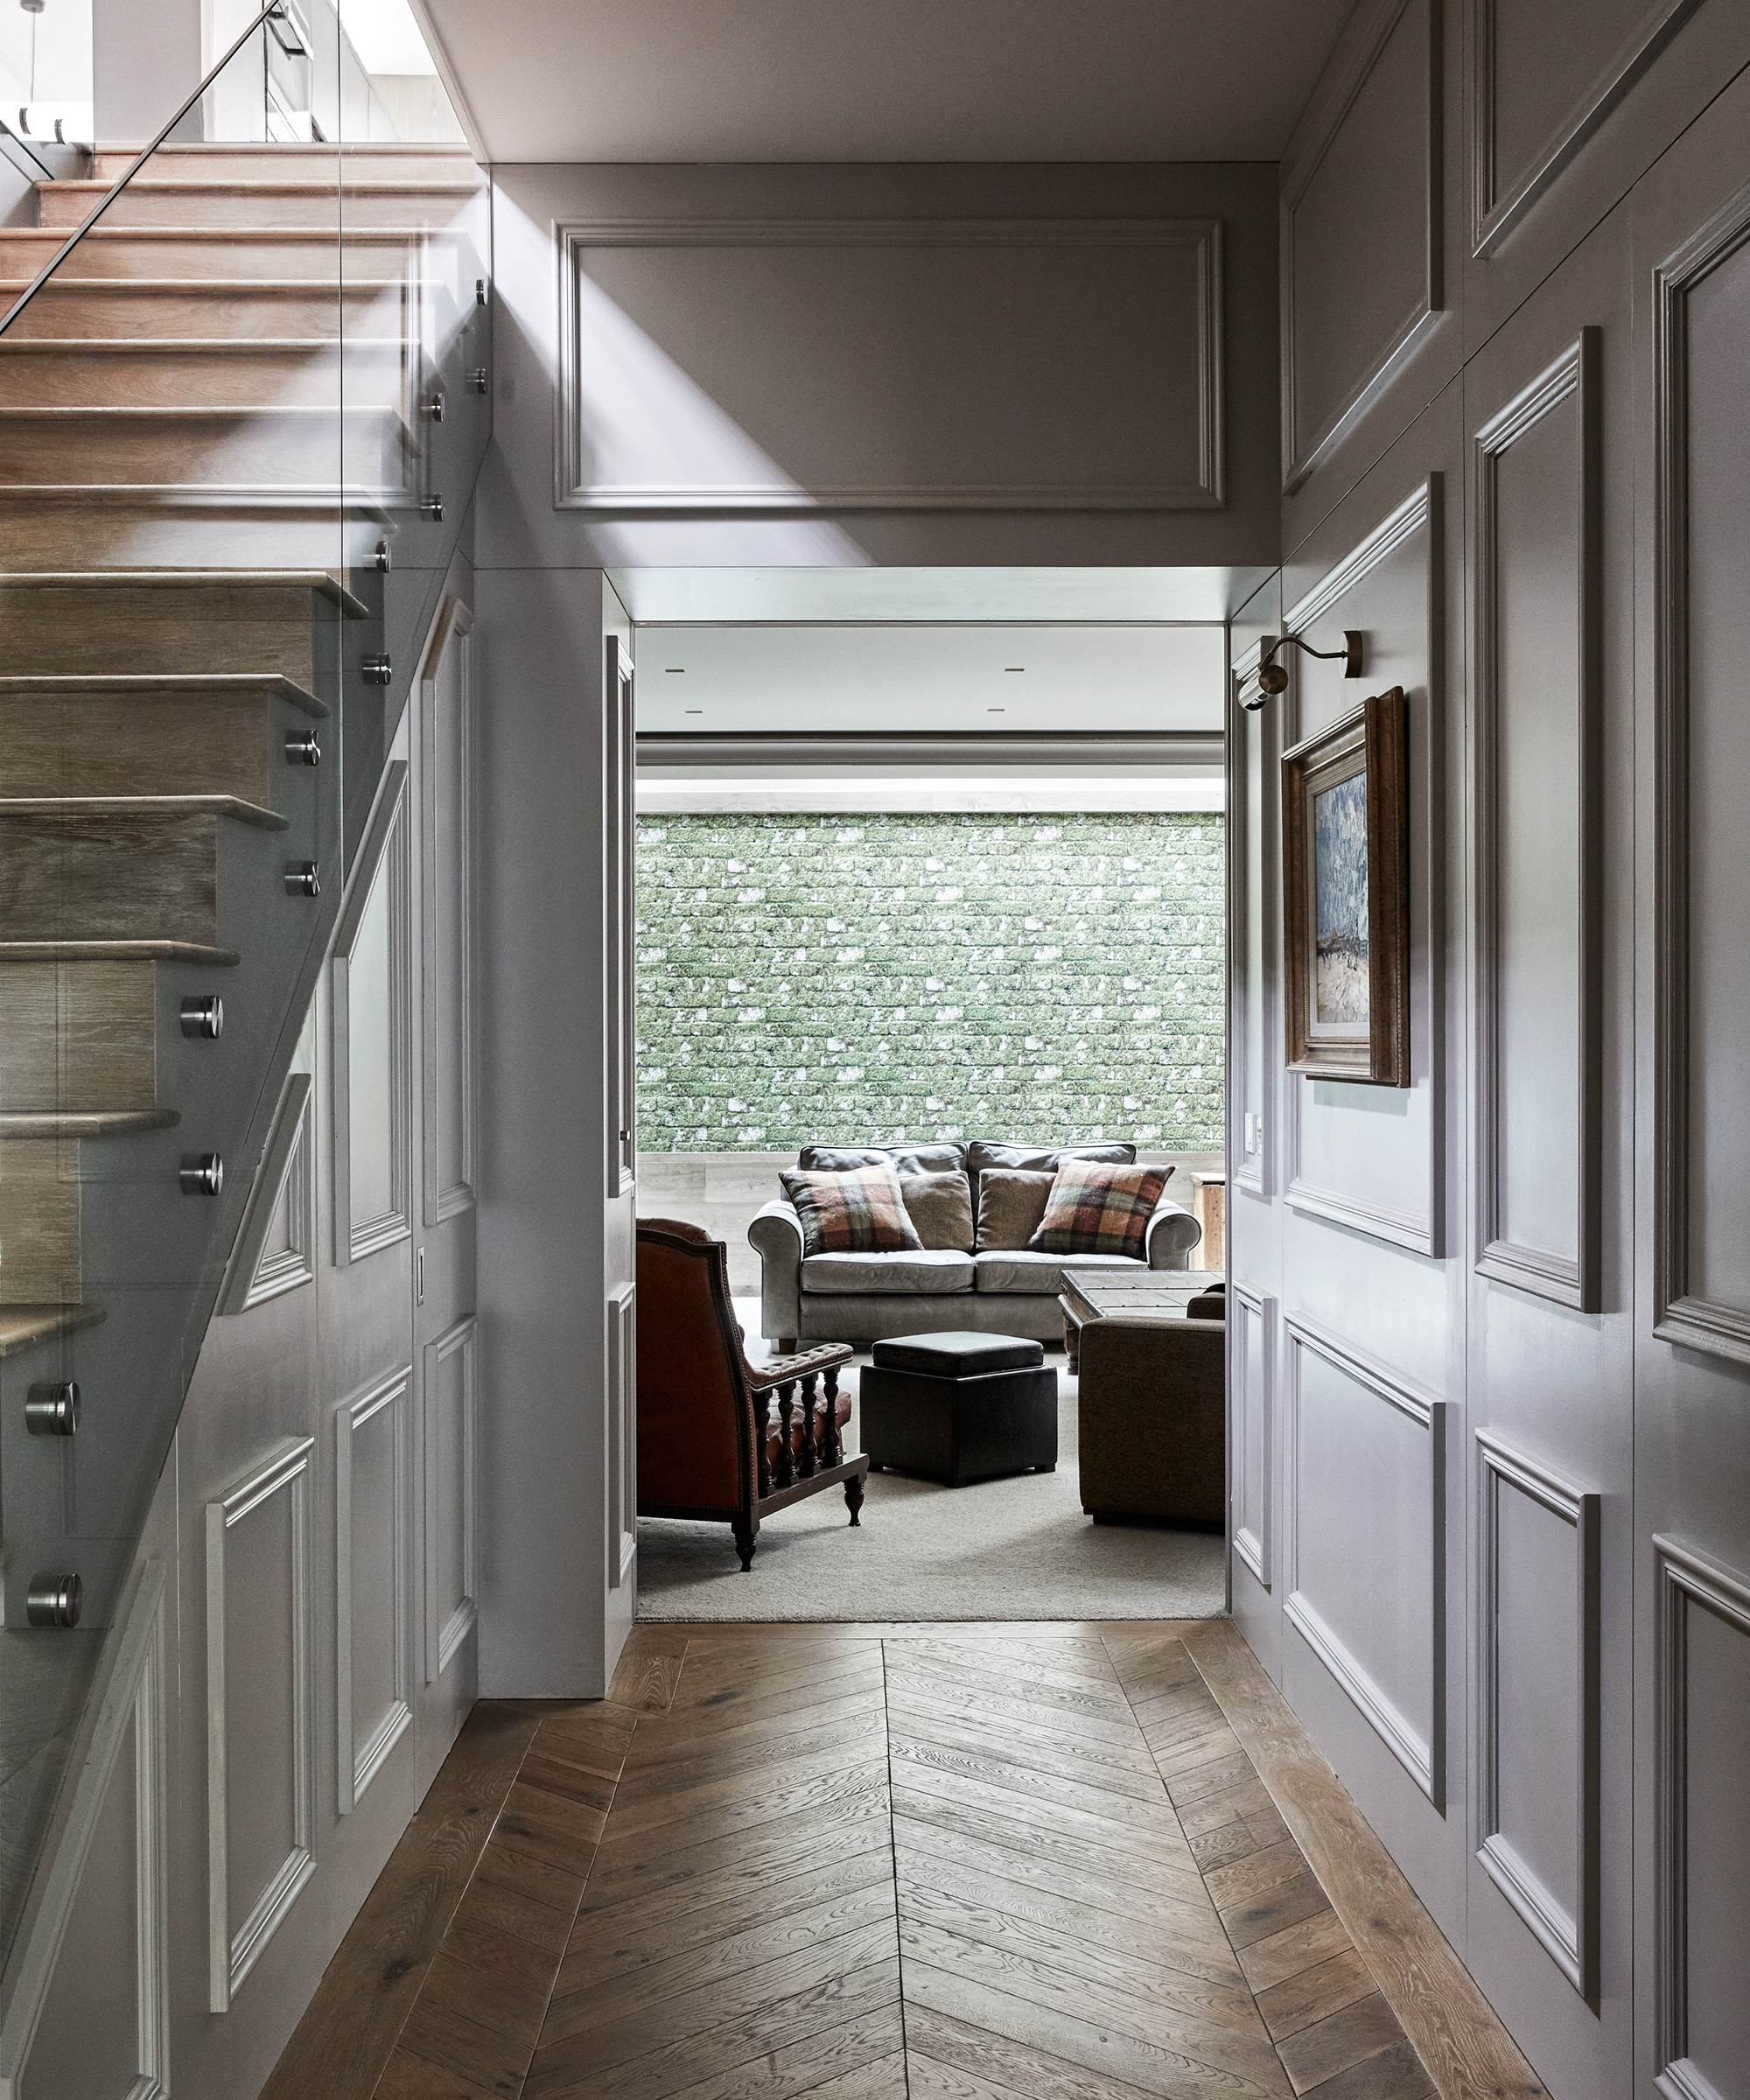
[336,1368,411,1815]
[333,761,412,1267]
[1653,185,1750,1367]
[557,217,1224,514]
[219,1071,315,1316]
[1284,481,1443,1256]
[1654,1538,1750,2100]
[0,1565,167,2100]
[1476,1432,1600,1997]
[424,1317,478,1682]
[421,600,477,1228]
[1469,0,1705,256]
[1280,0,1441,492]
[206,1439,315,2014]
[1231,1285,1277,1588]
[1285,1313,1446,1804]
[1474,333,1602,1311]
[606,1281,637,1592]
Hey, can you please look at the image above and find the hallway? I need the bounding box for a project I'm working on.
[265,1622,1544,2100]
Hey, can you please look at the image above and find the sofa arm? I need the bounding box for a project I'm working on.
[749,1200,805,1343]
[1144,1194,1202,1270]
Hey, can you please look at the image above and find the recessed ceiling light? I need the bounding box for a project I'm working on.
[684,708,703,715]
[988,707,1005,714]
[664,666,685,674]
[1004,666,1026,673]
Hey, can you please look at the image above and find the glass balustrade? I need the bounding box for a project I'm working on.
[0,0,488,1968]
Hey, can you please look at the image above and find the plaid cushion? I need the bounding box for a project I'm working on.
[1028,1158,1172,1258]
[780,1164,924,1256]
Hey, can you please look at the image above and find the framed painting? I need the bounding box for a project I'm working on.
[1282,686,1410,1086]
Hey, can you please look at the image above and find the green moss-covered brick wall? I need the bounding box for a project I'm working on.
[635,810,1225,1152]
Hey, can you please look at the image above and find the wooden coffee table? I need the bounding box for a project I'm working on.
[1059,1270,1226,1373]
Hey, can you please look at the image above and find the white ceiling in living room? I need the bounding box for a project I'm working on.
[413,0,1355,163]
[635,622,1224,735]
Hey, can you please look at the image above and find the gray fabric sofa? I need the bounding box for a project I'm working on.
[748,1140,1202,1348]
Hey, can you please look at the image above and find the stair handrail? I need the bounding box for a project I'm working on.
[0,0,300,340]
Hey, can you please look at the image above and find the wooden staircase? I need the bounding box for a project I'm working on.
[0,143,488,1638]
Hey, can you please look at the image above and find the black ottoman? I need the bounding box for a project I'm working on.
[860,1331,1058,1488]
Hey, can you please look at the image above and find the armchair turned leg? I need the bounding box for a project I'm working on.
[732,1519,756,1572]
[844,1474,864,1527]
[775,1382,798,1489]
[756,1401,772,1499]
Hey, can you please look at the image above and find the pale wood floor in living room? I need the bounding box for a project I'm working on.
[263,1621,1549,2100]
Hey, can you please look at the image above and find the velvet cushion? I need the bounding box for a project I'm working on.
[1030,1158,1172,1258]
[780,1163,923,1256]
[964,1140,1136,1183]
[900,1169,976,1251]
[975,1167,1056,1250]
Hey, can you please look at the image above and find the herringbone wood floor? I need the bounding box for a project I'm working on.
[266,1621,1546,2100]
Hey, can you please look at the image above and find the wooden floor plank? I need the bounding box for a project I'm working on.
[261,1704,541,2100]
[252,1619,1541,2100]
[1180,1623,1548,2100]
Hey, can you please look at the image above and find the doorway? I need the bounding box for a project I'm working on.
[619,584,1231,1626]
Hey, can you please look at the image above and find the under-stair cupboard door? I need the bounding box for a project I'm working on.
[602,584,638,1652]
[1460,208,1635,2097]
[410,586,481,1794]
[1632,69,1750,2100]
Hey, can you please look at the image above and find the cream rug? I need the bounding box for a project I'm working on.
[634,1346,1227,1624]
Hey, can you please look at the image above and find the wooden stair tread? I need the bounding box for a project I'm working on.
[44,178,481,198]
[0,404,409,419]
[0,1110,178,1138]
[0,568,368,614]
[0,940,240,964]
[0,794,290,830]
[4,226,469,245]
[0,672,327,717]
[0,1303,105,1360]
[0,277,440,292]
[0,338,403,353]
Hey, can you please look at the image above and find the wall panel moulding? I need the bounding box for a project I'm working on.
[1468,0,1706,256]
[1653,1536,1750,2100]
[1284,1312,1446,1806]
[557,218,1223,514]
[1279,0,1443,493]
[1472,332,1602,1312]
[1652,181,1750,1368]
[1281,480,1444,1258]
[1475,1431,1600,1998]
[1230,1285,1278,1588]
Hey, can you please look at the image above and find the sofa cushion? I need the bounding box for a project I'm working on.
[965,1140,1136,1185]
[900,1169,976,1252]
[802,1250,974,1295]
[780,1164,922,1256]
[974,1167,1055,1250]
[871,1331,1045,1376]
[799,1143,967,1176]
[1031,1158,1172,1257]
[974,1250,1143,1295]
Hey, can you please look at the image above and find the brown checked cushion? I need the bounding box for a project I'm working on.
[974,1167,1057,1250]
[1029,1158,1172,1259]
[780,1163,924,1256]
[900,1169,976,1252]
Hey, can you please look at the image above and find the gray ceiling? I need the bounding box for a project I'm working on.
[416,0,1354,164]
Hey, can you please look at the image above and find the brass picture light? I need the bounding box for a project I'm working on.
[1245,629,1365,710]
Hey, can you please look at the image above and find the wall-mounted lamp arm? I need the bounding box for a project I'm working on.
[1248,629,1365,706]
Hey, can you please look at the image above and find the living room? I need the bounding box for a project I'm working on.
[627,606,1232,1620]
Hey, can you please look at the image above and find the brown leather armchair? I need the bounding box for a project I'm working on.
[637,1219,871,1571]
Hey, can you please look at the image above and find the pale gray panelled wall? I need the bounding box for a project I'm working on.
[472,158,1284,1706]
[0,557,481,2100]
[1230,6,1750,2099]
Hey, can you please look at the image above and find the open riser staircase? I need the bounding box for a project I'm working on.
[0,136,490,1950]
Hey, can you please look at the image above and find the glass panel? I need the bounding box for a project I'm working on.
[0,0,488,1970]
